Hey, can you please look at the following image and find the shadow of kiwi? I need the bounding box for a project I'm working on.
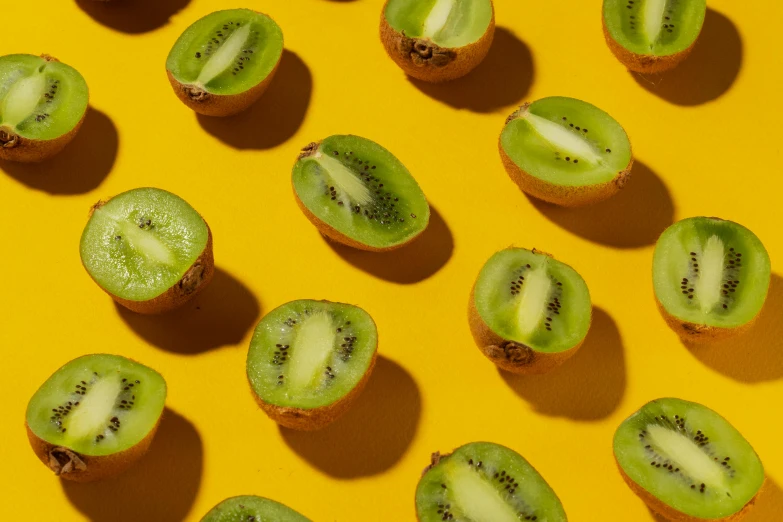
[632,9,743,106]
[116,268,261,354]
[75,0,190,34]
[63,408,203,522]
[197,51,312,150]
[0,108,117,195]
[526,161,674,249]
[280,356,421,478]
[500,307,626,420]
[408,27,534,113]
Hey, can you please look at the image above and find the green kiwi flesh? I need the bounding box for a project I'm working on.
[415,442,567,522]
[201,495,311,522]
[384,0,493,49]
[292,135,430,251]
[614,398,764,520]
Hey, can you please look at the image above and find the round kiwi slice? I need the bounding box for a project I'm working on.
[247,299,378,431]
[614,398,765,521]
[292,135,430,251]
[0,54,88,162]
[470,248,592,374]
[166,9,284,117]
[499,97,633,207]
[25,354,166,482]
[201,496,311,522]
[416,442,568,522]
[603,0,706,73]
[380,0,495,82]
[653,217,771,343]
[80,187,214,314]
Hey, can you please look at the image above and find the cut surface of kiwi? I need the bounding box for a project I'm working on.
[292,135,430,251]
[653,217,770,341]
[201,495,311,522]
[500,97,633,206]
[416,442,567,522]
[614,398,764,520]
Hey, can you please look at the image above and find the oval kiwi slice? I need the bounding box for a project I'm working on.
[500,97,633,207]
[247,299,378,430]
[470,248,592,374]
[380,0,495,82]
[0,54,88,162]
[416,442,568,522]
[80,187,214,314]
[292,135,430,251]
[614,398,764,520]
[653,217,771,343]
[166,9,284,116]
[25,354,166,482]
[603,0,706,73]
[201,496,311,522]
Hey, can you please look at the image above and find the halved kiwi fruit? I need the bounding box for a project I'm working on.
[470,248,592,374]
[380,0,495,82]
[416,442,568,521]
[614,398,764,521]
[201,496,311,522]
[166,9,284,116]
[653,217,771,343]
[80,187,214,314]
[26,354,166,482]
[292,135,430,251]
[0,54,88,162]
[500,97,633,207]
[603,0,707,73]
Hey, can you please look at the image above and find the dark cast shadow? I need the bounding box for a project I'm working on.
[500,307,626,420]
[0,108,117,195]
[633,9,743,106]
[408,27,534,113]
[75,0,190,34]
[527,161,674,248]
[116,268,261,354]
[63,409,203,522]
[197,51,312,150]
[280,356,421,478]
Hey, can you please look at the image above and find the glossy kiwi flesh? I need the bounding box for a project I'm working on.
[26,354,166,482]
[201,496,311,522]
[292,135,430,251]
[416,442,568,522]
[614,398,764,520]
[653,217,770,342]
[0,54,88,162]
[247,300,378,430]
[500,97,633,207]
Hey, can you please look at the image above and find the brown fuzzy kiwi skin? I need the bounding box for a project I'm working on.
[379,0,495,83]
[655,298,757,344]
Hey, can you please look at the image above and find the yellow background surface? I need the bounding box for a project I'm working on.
[2,0,782,520]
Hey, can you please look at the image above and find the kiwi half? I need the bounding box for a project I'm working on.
[380,0,495,82]
[500,97,633,207]
[0,54,88,162]
[470,248,592,374]
[603,0,707,73]
[292,135,430,251]
[201,496,311,522]
[80,187,214,314]
[166,9,284,116]
[653,217,771,343]
[416,442,567,522]
[614,398,764,521]
[247,299,378,430]
[26,354,166,482]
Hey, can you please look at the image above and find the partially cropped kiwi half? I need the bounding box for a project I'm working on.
[500,96,633,207]
[416,442,568,521]
[80,187,214,314]
[614,398,765,521]
[201,496,311,522]
[292,135,430,251]
[0,54,88,162]
[26,354,166,482]
[653,217,771,343]
[603,0,707,73]
[470,248,592,374]
[247,299,378,430]
[166,9,284,116]
[380,0,495,82]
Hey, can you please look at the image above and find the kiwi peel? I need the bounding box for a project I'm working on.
[201,495,311,522]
